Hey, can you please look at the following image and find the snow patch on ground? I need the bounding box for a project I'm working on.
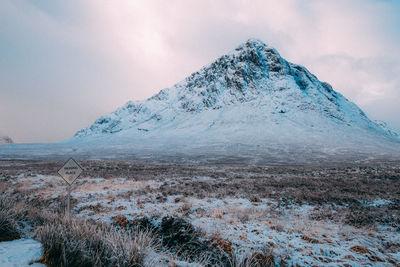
[0,239,44,267]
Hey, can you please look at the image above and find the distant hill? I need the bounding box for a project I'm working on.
[0,136,13,145]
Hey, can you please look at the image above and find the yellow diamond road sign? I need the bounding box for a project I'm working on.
[58,158,83,185]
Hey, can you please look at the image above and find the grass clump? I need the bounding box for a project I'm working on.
[0,195,21,241]
[0,210,20,241]
[36,218,156,267]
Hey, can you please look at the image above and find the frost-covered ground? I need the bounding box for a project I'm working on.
[0,239,44,267]
[1,160,399,266]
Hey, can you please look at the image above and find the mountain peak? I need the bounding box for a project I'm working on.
[174,38,312,111]
[233,38,281,63]
[181,39,289,97]
[238,38,268,49]
[246,38,265,45]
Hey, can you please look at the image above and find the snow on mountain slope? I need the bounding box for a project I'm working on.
[73,39,398,151]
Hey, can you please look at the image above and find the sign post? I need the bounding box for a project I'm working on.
[58,158,83,218]
[67,185,71,216]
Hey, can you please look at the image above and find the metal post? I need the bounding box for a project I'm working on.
[67,185,71,218]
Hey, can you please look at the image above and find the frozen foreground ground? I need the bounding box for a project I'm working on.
[0,238,44,267]
[1,160,400,266]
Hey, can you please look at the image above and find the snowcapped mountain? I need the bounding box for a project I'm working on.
[77,39,369,138]
[0,136,13,145]
[1,39,398,162]
[73,39,398,151]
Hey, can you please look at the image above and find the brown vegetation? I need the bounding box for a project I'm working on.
[1,159,399,266]
[1,188,281,266]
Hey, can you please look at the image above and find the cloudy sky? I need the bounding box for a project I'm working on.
[1,0,400,143]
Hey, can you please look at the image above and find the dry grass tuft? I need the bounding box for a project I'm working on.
[251,251,275,266]
[227,248,276,267]
[301,234,321,244]
[349,245,385,262]
[0,195,21,241]
[350,245,371,254]
[37,217,157,267]
[212,238,233,254]
[0,210,20,241]
[113,214,129,228]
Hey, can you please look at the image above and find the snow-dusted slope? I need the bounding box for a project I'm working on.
[73,39,398,150]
